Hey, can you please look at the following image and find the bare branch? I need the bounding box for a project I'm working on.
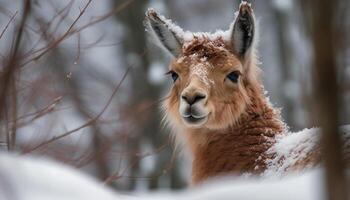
[0,0,31,151]
[24,0,92,63]
[0,11,18,40]
[25,65,132,153]
[20,0,134,68]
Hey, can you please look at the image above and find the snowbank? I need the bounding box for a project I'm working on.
[0,153,136,200]
[265,125,350,176]
[3,126,350,199]
[0,153,324,200]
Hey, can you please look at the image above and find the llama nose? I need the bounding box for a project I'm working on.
[181,93,206,105]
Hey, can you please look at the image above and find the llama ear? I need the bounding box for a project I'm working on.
[231,2,255,57]
[145,9,184,57]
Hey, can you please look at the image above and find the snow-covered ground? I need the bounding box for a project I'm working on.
[0,152,324,200]
[3,125,350,199]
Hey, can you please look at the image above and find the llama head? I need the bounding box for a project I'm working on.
[145,2,261,131]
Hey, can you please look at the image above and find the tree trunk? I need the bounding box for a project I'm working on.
[306,0,349,199]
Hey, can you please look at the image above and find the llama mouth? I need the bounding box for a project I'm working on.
[182,115,207,125]
[180,106,208,126]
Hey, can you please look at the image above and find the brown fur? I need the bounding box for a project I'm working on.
[162,37,288,184]
[150,3,350,186]
[188,94,286,184]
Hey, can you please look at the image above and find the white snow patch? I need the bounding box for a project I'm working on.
[265,125,350,176]
[0,153,325,200]
[265,128,319,176]
[190,63,214,86]
[0,153,128,200]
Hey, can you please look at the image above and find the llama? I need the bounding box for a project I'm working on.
[145,2,349,185]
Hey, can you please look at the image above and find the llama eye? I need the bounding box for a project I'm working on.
[227,71,240,83]
[166,70,179,82]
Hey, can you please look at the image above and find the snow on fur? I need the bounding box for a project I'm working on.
[265,128,320,176]
[188,55,215,87]
[264,125,350,176]
[146,8,233,43]
[155,1,251,43]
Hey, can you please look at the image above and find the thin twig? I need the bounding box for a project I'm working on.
[25,66,132,153]
[71,0,134,34]
[25,0,92,63]
[20,0,134,67]
[103,139,172,184]
[0,11,18,40]
[0,0,31,151]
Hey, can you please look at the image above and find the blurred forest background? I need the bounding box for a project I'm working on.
[0,0,349,192]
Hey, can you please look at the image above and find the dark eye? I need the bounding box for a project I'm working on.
[166,70,179,82]
[227,71,240,83]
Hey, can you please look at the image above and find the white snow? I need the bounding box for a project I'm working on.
[0,153,129,200]
[182,170,324,200]
[1,127,349,199]
[0,152,325,200]
[190,63,214,86]
[176,54,215,87]
[265,127,319,176]
[265,125,350,176]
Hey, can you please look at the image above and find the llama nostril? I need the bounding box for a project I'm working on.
[182,94,206,105]
[193,94,206,103]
